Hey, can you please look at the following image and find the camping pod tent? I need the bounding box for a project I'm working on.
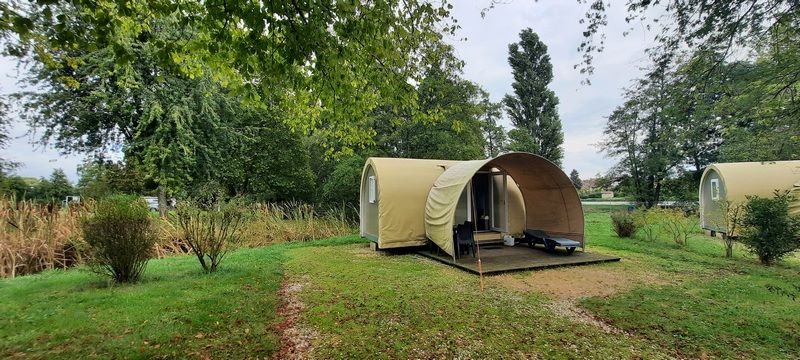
[359,152,584,258]
[699,160,800,236]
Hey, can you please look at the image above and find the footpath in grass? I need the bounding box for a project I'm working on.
[0,236,362,359]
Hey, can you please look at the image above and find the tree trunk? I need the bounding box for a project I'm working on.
[723,234,733,258]
[158,185,168,218]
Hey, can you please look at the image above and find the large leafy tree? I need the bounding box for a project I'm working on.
[17,13,245,213]
[212,107,315,202]
[600,58,683,207]
[3,0,455,152]
[372,44,496,161]
[716,23,800,161]
[503,29,564,166]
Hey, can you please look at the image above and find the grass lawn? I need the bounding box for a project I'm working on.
[1,211,799,359]
[0,237,361,359]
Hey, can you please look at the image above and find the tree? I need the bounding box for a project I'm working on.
[17,14,245,214]
[711,199,744,258]
[503,29,564,166]
[481,99,507,157]
[320,155,366,208]
[716,24,800,162]
[3,0,455,152]
[569,169,582,190]
[0,95,15,173]
[33,169,74,202]
[212,107,315,202]
[548,0,800,83]
[600,56,683,208]
[371,43,495,161]
[77,160,149,199]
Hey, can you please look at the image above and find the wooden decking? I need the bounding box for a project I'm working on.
[418,245,620,275]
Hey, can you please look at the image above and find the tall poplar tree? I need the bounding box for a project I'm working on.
[503,29,564,166]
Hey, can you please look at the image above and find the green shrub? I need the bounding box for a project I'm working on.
[82,195,155,283]
[660,208,699,246]
[610,211,638,237]
[175,198,244,272]
[633,208,663,242]
[740,191,800,265]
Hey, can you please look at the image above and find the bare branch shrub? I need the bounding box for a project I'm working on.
[660,209,699,246]
[175,198,244,273]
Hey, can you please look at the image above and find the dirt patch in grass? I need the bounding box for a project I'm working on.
[541,300,629,335]
[273,279,317,360]
[489,264,670,301]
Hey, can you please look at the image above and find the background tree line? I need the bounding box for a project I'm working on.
[601,22,800,206]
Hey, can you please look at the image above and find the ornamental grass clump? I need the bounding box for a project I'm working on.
[82,195,155,283]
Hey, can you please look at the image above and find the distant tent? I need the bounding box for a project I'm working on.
[699,161,800,236]
[359,152,584,258]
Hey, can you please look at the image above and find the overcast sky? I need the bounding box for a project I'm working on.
[0,1,656,183]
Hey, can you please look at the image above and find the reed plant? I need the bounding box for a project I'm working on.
[1,196,355,278]
[0,197,87,278]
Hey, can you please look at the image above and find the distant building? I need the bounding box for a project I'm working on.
[600,191,614,199]
[61,196,80,207]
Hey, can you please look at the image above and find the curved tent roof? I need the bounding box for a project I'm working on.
[425,152,584,257]
[700,161,800,204]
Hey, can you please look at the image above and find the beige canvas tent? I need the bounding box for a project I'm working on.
[699,160,800,235]
[360,152,584,258]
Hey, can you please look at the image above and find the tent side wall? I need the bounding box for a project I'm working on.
[699,161,800,236]
[359,164,379,241]
[699,168,726,232]
[363,158,459,249]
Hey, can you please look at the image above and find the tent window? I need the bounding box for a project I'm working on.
[710,178,719,200]
[368,176,377,203]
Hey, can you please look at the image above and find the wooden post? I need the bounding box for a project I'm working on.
[470,179,484,291]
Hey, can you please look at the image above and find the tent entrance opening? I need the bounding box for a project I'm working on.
[471,171,508,234]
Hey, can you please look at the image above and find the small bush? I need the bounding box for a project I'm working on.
[82,195,155,283]
[633,208,663,242]
[175,198,244,273]
[611,211,638,237]
[739,191,800,265]
[660,209,699,246]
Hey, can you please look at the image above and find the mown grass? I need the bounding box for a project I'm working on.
[2,210,798,359]
[582,212,800,359]
[0,235,363,359]
[285,244,665,359]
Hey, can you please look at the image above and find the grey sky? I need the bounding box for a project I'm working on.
[1,1,656,183]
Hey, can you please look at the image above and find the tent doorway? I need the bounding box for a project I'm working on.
[471,171,508,234]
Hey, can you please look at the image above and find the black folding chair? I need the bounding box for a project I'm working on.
[454,222,476,259]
